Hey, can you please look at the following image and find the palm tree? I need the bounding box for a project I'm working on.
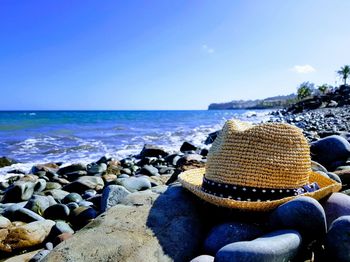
[337,65,350,86]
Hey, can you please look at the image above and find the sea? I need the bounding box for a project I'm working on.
[0,110,272,176]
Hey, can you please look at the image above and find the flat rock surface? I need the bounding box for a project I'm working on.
[43,184,203,262]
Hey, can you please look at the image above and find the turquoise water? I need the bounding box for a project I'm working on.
[0,110,271,164]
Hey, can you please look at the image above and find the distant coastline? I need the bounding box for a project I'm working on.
[208,94,297,110]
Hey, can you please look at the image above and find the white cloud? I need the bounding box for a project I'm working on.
[291,64,316,74]
[202,44,215,54]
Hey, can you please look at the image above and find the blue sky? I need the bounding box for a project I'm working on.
[1,0,350,110]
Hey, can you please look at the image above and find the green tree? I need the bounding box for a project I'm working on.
[337,65,350,85]
[297,82,315,100]
[318,84,330,94]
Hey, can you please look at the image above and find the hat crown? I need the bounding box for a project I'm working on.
[205,120,311,189]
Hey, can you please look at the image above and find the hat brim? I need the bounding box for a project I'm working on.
[178,168,341,212]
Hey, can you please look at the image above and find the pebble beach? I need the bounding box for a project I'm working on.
[1,108,350,261]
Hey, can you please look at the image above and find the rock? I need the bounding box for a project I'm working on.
[69,206,97,230]
[62,171,87,181]
[3,181,36,203]
[325,216,350,261]
[47,221,74,241]
[180,141,197,152]
[200,148,209,157]
[45,182,62,190]
[139,144,168,158]
[204,222,264,255]
[101,185,131,212]
[45,242,53,250]
[311,160,328,173]
[4,249,43,262]
[321,192,350,227]
[165,154,182,166]
[43,189,70,202]
[106,160,121,175]
[31,163,59,174]
[215,230,302,262]
[4,207,45,223]
[102,174,117,183]
[57,163,87,175]
[43,204,70,221]
[0,220,55,252]
[24,195,56,215]
[117,176,152,192]
[0,216,11,229]
[269,196,327,240]
[139,165,159,176]
[62,176,104,193]
[34,179,47,193]
[78,200,93,207]
[311,135,350,169]
[82,189,96,199]
[204,131,219,145]
[66,202,79,211]
[52,232,73,247]
[120,168,132,175]
[190,255,214,262]
[176,154,205,171]
[62,193,83,204]
[0,157,17,168]
[87,163,107,174]
[43,185,203,262]
[29,250,50,262]
[334,169,350,185]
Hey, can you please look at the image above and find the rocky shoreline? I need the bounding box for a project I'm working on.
[1,108,350,261]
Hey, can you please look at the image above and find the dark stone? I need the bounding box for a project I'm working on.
[62,176,104,194]
[164,154,182,166]
[325,216,350,261]
[139,165,159,176]
[204,131,219,145]
[200,149,209,157]
[62,193,83,204]
[57,163,87,175]
[269,196,327,241]
[180,141,198,152]
[44,204,70,220]
[139,144,168,158]
[0,157,17,168]
[204,222,264,255]
[3,181,35,203]
[215,230,302,262]
[310,135,350,170]
[69,206,97,230]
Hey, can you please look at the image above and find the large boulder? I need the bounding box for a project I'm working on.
[43,185,204,262]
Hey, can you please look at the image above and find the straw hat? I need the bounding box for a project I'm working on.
[178,120,341,211]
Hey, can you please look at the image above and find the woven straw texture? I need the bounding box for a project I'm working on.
[178,168,341,211]
[178,119,341,211]
[206,120,311,188]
